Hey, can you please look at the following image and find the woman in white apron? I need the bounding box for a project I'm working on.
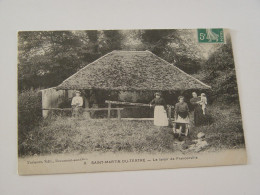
[150,92,168,126]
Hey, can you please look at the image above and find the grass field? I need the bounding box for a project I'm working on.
[18,104,246,156]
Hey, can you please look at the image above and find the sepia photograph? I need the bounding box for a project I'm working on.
[2,0,260,194]
[17,29,247,175]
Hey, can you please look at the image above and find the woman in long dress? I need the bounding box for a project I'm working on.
[150,92,168,126]
[190,92,204,126]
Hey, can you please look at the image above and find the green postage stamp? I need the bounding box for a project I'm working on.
[197,28,224,43]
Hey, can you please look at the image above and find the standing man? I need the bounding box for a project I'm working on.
[71,91,83,117]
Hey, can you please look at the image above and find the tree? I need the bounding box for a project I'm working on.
[18,31,83,89]
[202,35,240,104]
[18,30,124,90]
[140,29,216,74]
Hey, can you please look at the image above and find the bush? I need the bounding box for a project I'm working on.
[188,104,245,150]
[18,89,42,155]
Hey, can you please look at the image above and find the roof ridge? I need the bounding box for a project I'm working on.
[146,50,211,89]
[112,50,150,53]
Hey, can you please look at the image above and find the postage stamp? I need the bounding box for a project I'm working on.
[197,28,225,43]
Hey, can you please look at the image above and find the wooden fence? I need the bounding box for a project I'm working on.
[42,107,124,120]
[105,100,174,122]
[42,100,175,121]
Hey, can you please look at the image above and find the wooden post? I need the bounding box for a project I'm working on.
[108,102,111,119]
[168,106,172,125]
[168,106,172,119]
[117,109,121,121]
[65,89,68,99]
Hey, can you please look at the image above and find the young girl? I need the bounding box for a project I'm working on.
[174,96,190,136]
[187,132,208,152]
[198,93,207,115]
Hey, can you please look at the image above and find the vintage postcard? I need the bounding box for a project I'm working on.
[18,29,247,175]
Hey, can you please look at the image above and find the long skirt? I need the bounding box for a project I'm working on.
[154,106,168,126]
[194,105,204,126]
[72,106,83,117]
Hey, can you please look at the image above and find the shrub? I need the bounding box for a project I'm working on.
[18,89,42,155]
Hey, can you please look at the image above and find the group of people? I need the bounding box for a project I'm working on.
[149,92,207,127]
[71,90,208,127]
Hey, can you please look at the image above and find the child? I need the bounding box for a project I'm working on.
[198,93,207,115]
[188,132,208,152]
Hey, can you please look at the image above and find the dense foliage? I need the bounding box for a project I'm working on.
[201,36,240,104]
[18,89,42,156]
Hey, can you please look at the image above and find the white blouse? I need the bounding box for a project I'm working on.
[71,96,83,106]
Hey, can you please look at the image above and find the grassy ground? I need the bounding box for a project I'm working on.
[18,104,246,156]
[186,104,246,151]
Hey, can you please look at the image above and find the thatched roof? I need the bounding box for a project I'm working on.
[56,50,211,91]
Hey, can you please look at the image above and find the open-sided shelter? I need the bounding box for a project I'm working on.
[42,50,211,118]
